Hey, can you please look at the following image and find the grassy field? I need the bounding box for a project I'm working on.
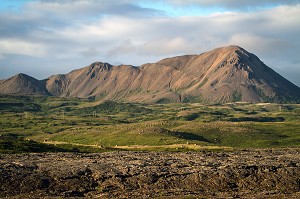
[0,95,299,153]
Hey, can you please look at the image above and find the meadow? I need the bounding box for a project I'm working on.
[0,95,299,153]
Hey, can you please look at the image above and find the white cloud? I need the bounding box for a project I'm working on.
[107,40,136,57]
[167,0,300,9]
[0,1,299,86]
[0,39,47,57]
[140,37,191,55]
[80,47,100,57]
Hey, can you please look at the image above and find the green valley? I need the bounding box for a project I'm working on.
[0,95,299,153]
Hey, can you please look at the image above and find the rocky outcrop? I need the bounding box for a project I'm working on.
[1,149,300,198]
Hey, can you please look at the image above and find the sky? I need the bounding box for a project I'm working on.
[0,0,300,87]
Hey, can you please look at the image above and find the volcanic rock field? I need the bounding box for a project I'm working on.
[1,149,300,198]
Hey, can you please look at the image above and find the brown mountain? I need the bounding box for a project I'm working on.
[0,73,49,95]
[1,45,300,103]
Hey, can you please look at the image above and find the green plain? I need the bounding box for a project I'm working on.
[0,95,299,153]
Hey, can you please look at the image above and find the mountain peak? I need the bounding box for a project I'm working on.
[0,73,49,95]
[88,62,112,70]
[15,73,29,78]
[209,45,248,55]
[16,72,26,76]
[220,45,243,50]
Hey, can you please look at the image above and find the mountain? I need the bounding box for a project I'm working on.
[0,73,49,95]
[1,45,300,103]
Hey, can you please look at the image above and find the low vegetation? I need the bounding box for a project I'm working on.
[0,95,299,153]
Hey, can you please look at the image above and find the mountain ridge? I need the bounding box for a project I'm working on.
[1,45,300,103]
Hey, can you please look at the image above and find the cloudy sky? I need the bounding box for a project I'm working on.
[0,0,300,86]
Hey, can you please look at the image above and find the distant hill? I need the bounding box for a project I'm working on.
[0,73,49,96]
[1,45,300,103]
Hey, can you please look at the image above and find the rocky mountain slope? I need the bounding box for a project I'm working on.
[1,45,300,103]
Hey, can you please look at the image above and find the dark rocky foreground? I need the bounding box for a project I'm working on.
[1,149,300,198]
